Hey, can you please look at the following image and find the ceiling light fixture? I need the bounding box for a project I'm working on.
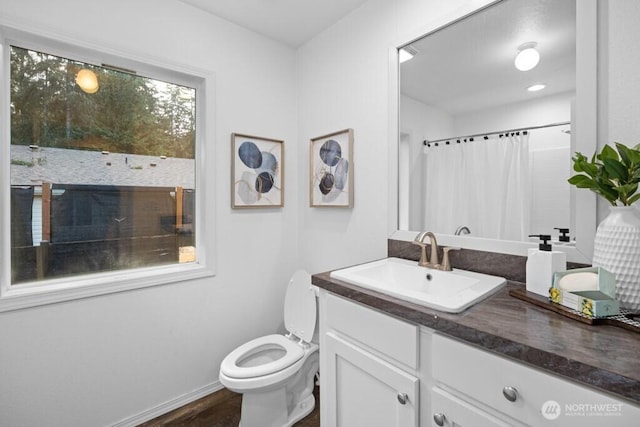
[527,83,546,92]
[76,69,99,94]
[399,45,419,63]
[514,42,540,71]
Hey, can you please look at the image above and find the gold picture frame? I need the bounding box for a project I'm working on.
[231,133,284,208]
[309,128,354,207]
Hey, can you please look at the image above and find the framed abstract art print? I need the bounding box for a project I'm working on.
[309,128,353,207]
[232,133,284,208]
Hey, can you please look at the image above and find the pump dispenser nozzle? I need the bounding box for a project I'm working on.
[554,228,570,242]
[529,234,552,251]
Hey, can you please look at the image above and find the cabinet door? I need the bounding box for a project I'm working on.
[433,334,640,425]
[322,332,419,427]
[431,387,516,427]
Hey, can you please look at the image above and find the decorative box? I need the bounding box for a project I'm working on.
[550,267,619,317]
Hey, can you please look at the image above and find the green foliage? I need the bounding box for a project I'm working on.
[10,157,46,167]
[568,143,640,206]
[10,46,195,159]
[11,159,34,167]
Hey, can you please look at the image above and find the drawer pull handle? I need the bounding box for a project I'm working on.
[433,412,446,426]
[397,392,409,405]
[502,386,518,402]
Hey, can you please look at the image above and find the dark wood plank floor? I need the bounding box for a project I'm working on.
[139,386,320,427]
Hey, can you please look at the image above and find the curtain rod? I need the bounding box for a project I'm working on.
[423,121,571,146]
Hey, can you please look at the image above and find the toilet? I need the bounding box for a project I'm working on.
[219,270,319,427]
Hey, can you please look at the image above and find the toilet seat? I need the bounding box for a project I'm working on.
[220,334,304,379]
[220,270,317,387]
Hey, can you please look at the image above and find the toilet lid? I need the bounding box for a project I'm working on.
[284,270,316,343]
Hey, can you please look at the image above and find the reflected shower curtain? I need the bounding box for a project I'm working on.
[422,133,530,241]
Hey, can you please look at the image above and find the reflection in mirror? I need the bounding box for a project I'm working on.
[399,0,577,245]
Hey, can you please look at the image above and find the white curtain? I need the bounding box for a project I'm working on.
[421,133,530,241]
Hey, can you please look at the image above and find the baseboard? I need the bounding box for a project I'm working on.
[112,381,223,427]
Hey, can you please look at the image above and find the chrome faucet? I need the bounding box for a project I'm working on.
[413,231,460,271]
[455,226,471,236]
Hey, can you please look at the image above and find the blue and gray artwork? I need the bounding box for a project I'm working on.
[316,139,349,203]
[236,140,280,205]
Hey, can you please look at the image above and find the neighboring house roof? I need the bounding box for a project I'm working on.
[10,145,195,189]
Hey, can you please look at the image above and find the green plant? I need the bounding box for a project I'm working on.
[568,142,640,206]
[11,159,34,167]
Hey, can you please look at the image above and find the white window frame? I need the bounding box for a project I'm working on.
[0,25,216,312]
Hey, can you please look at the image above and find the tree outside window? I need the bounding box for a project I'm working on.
[9,45,197,285]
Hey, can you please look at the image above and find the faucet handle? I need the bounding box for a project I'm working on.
[412,240,429,267]
[441,247,460,271]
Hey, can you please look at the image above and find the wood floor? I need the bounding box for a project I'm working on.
[139,386,320,427]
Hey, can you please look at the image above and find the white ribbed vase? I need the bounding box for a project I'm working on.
[592,206,640,312]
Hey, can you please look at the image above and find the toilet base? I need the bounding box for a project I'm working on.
[238,388,315,427]
[286,393,315,427]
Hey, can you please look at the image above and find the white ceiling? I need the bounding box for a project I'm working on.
[178,0,370,47]
[177,0,576,118]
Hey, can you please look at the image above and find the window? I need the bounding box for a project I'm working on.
[1,29,213,311]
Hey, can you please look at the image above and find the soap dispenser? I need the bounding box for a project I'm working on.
[526,234,566,297]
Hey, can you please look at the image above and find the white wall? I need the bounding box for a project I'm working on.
[296,0,394,274]
[0,0,299,425]
[296,0,492,274]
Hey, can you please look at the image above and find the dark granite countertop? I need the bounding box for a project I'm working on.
[312,271,640,405]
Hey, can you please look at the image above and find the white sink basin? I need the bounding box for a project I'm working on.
[329,257,506,313]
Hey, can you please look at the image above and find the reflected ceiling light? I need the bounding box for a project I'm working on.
[514,42,540,71]
[399,45,419,63]
[527,83,546,92]
[76,69,99,94]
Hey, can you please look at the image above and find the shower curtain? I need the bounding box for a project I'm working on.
[421,133,530,241]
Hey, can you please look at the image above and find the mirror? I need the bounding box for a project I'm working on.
[394,0,596,262]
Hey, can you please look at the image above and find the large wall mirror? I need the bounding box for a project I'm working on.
[394,0,596,263]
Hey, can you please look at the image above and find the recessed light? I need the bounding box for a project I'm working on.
[527,83,546,92]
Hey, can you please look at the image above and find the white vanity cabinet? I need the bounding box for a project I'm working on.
[319,289,640,427]
[431,333,640,426]
[319,291,420,427]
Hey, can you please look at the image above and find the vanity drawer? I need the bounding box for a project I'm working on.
[323,292,418,369]
[432,333,640,426]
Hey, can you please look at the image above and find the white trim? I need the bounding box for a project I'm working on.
[0,263,214,312]
[389,0,597,265]
[112,381,223,427]
[0,23,217,311]
[573,0,598,262]
[387,45,400,238]
[0,29,10,299]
